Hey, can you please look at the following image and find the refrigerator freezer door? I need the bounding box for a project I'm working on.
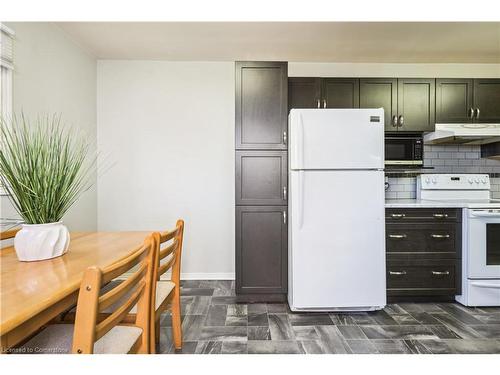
[289,108,384,170]
[288,170,386,310]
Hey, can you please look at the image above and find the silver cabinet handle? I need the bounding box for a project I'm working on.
[432,271,450,276]
[389,234,407,239]
[398,115,404,127]
[475,108,480,119]
[283,131,287,145]
[322,99,327,109]
[431,234,450,239]
[283,186,287,201]
[316,99,321,108]
[283,211,287,224]
[433,213,448,219]
[391,213,406,219]
[469,108,474,119]
[392,115,398,127]
[389,271,407,275]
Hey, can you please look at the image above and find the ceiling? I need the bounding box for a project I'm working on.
[56,22,500,63]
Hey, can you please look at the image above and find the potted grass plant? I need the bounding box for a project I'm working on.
[0,114,95,261]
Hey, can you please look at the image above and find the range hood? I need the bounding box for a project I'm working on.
[424,123,500,145]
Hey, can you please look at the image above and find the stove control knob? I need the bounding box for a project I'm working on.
[481,178,487,184]
[432,178,437,184]
[474,178,480,184]
[425,177,431,184]
[468,178,474,184]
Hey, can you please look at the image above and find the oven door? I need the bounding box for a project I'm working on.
[468,209,500,279]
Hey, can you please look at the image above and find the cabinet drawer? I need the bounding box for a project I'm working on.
[387,264,455,290]
[386,208,460,222]
[386,224,456,253]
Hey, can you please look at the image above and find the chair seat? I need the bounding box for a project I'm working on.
[19,324,142,354]
[101,280,175,313]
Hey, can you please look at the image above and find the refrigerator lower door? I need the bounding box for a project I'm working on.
[289,108,384,170]
[288,170,386,311]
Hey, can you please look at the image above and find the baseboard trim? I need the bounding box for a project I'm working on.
[159,272,235,281]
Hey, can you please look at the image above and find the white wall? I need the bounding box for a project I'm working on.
[1,22,97,230]
[97,61,235,279]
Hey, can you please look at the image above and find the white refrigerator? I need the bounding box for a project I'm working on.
[288,108,386,312]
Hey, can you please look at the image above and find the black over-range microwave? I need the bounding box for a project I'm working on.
[385,134,424,166]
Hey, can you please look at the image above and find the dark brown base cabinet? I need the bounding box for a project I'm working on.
[235,206,288,302]
[386,208,462,302]
[235,62,289,302]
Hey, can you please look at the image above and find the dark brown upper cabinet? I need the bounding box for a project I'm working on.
[397,78,436,132]
[235,206,288,296]
[473,79,500,123]
[288,77,321,111]
[321,78,360,109]
[360,78,398,131]
[288,77,359,111]
[235,61,288,150]
[436,79,474,123]
[236,151,287,206]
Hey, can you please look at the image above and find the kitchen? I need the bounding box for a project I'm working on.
[236,64,500,306]
[1,20,500,358]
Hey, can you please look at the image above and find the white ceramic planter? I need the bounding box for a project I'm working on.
[14,222,70,262]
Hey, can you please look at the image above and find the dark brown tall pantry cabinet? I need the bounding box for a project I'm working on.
[235,62,288,302]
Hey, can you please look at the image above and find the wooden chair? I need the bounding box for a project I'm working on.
[18,234,156,354]
[0,228,19,240]
[61,220,185,353]
[150,219,185,352]
[1,227,20,249]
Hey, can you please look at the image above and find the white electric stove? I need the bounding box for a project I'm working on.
[417,174,500,307]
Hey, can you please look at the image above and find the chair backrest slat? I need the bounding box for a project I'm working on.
[0,228,19,240]
[159,228,178,243]
[98,262,148,312]
[159,240,177,260]
[101,245,148,284]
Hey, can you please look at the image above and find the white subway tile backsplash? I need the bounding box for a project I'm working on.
[431,159,445,166]
[385,191,398,199]
[466,152,480,159]
[386,144,500,199]
[458,159,473,166]
[396,191,416,199]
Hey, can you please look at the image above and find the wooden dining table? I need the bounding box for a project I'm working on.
[0,231,151,350]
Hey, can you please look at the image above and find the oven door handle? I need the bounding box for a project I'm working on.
[470,211,500,218]
[470,281,500,289]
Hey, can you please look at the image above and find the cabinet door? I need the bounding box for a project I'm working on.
[397,78,435,132]
[236,151,287,206]
[436,79,473,123]
[473,79,500,123]
[235,62,288,150]
[360,78,398,131]
[288,77,321,111]
[321,78,360,109]
[236,206,288,295]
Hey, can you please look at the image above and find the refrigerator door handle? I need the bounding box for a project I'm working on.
[298,170,304,229]
[298,113,304,168]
